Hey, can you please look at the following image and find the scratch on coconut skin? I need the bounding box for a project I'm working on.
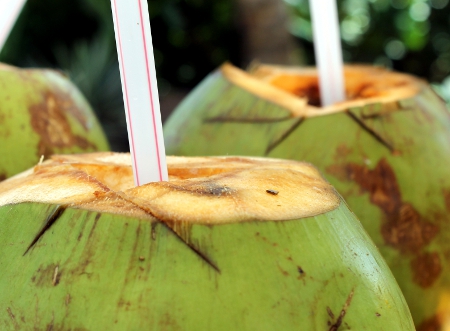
[23,205,66,256]
[204,115,292,123]
[65,294,71,306]
[327,306,335,319]
[360,106,415,119]
[52,266,60,286]
[265,117,304,155]
[328,289,354,331]
[151,222,157,240]
[46,311,55,331]
[116,191,221,273]
[6,307,19,329]
[163,222,221,273]
[346,110,394,152]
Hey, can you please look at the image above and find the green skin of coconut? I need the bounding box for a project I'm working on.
[0,201,415,330]
[0,153,414,330]
[0,64,109,180]
[163,64,450,330]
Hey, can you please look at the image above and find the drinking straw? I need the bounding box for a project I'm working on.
[0,0,27,51]
[309,0,345,106]
[110,0,168,185]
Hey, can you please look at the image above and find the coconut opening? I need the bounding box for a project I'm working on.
[269,75,321,107]
[221,63,422,117]
[0,152,340,224]
[256,67,416,108]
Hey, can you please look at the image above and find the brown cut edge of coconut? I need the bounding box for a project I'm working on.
[0,62,17,71]
[220,63,423,118]
[0,153,341,224]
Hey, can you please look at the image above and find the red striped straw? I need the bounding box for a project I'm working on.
[0,0,27,51]
[110,0,168,185]
[309,0,345,106]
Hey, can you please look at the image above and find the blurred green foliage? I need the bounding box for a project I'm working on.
[0,0,239,89]
[1,0,450,150]
[3,0,449,87]
[286,0,450,82]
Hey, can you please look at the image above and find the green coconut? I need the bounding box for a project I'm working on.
[0,63,109,180]
[0,152,414,330]
[163,63,450,330]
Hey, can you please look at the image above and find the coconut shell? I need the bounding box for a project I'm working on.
[0,63,109,180]
[163,63,450,330]
[0,153,414,330]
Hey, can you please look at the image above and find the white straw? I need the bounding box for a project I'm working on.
[0,0,27,51]
[309,0,345,106]
[110,0,168,185]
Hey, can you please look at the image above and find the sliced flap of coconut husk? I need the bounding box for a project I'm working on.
[221,63,423,118]
[0,152,340,223]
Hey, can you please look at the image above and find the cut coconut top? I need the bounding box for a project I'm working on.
[0,152,340,224]
[0,63,16,71]
[221,63,423,118]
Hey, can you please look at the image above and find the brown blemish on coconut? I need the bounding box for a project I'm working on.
[329,150,444,297]
[343,158,439,254]
[417,315,441,331]
[326,165,352,183]
[335,145,353,160]
[411,252,442,288]
[29,91,97,158]
[326,145,354,181]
